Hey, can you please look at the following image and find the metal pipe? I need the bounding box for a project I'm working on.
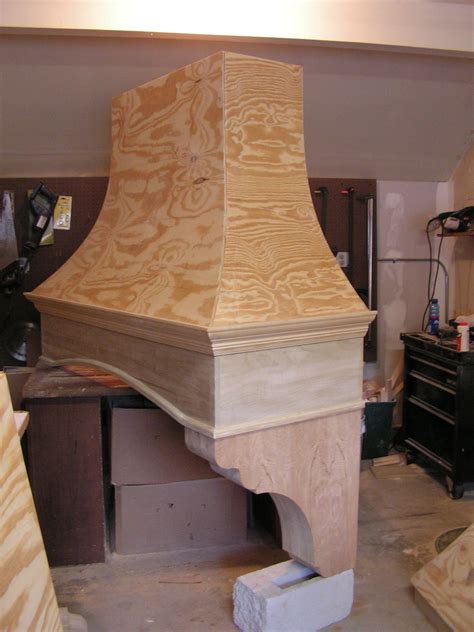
[341,187,354,280]
[367,198,374,311]
[313,186,328,234]
[366,198,374,343]
[357,194,375,345]
[377,258,449,322]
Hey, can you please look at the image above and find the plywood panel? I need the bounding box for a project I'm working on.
[28,52,370,341]
[215,339,363,430]
[30,53,225,326]
[0,373,62,631]
[40,314,216,433]
[412,524,474,632]
[215,53,366,324]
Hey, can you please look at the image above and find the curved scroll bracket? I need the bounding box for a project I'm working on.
[185,409,362,577]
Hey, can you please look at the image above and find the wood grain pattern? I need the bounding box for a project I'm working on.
[39,315,364,439]
[186,409,362,576]
[14,411,29,438]
[40,314,217,435]
[412,524,474,632]
[24,53,372,580]
[27,52,372,341]
[215,52,365,324]
[0,373,63,632]
[214,338,363,431]
[29,52,225,327]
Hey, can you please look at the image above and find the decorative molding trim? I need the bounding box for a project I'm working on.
[27,296,211,352]
[41,354,364,438]
[208,312,376,353]
[29,295,375,356]
[212,400,365,438]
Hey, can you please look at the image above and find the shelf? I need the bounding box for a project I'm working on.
[436,230,474,237]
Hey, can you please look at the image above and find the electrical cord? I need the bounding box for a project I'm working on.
[0,297,14,333]
[431,228,445,308]
[421,217,446,331]
[422,221,434,330]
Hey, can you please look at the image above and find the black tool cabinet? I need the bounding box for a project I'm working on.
[401,332,474,499]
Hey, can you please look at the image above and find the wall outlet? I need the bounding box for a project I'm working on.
[336,251,349,268]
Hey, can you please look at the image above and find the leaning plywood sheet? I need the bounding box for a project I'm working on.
[412,524,474,632]
[0,373,63,632]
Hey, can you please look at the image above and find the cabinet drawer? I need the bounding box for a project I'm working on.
[405,401,454,465]
[409,354,457,388]
[408,372,456,417]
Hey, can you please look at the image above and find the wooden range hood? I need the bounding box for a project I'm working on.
[27,52,375,577]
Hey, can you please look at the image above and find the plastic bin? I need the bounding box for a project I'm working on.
[361,401,396,460]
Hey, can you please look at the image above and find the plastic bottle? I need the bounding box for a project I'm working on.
[429,298,440,335]
[457,322,469,352]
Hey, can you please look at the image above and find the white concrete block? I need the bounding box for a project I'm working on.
[233,560,354,632]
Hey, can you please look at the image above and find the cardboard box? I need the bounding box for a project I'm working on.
[114,477,247,554]
[111,408,217,485]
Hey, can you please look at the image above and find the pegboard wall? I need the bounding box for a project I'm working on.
[0,177,108,367]
[309,177,377,361]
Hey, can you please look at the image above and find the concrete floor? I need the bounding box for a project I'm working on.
[52,462,474,632]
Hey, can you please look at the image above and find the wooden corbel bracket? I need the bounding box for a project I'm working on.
[186,409,361,577]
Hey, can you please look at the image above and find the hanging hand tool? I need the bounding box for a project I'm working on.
[0,183,58,296]
[312,186,328,234]
[340,187,354,282]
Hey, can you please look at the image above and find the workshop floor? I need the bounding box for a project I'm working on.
[52,462,474,632]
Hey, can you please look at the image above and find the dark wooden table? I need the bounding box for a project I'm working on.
[23,362,140,566]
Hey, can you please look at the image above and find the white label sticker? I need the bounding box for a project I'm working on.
[54,195,72,230]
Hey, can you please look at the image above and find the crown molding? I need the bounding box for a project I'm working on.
[28,295,375,356]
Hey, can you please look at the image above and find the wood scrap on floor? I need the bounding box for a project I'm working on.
[372,453,407,467]
[371,464,426,480]
[157,573,203,584]
[412,523,474,632]
[59,608,89,632]
[363,354,404,404]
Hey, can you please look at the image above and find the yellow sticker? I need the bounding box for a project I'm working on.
[54,195,72,230]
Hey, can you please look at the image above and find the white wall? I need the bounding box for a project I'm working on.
[1,35,472,181]
[375,181,454,382]
[2,1,473,55]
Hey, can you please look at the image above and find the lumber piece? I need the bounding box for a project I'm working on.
[0,373,63,632]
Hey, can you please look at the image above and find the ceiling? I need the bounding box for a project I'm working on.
[0,34,472,181]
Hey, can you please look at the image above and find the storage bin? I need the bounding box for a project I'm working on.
[361,401,396,460]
